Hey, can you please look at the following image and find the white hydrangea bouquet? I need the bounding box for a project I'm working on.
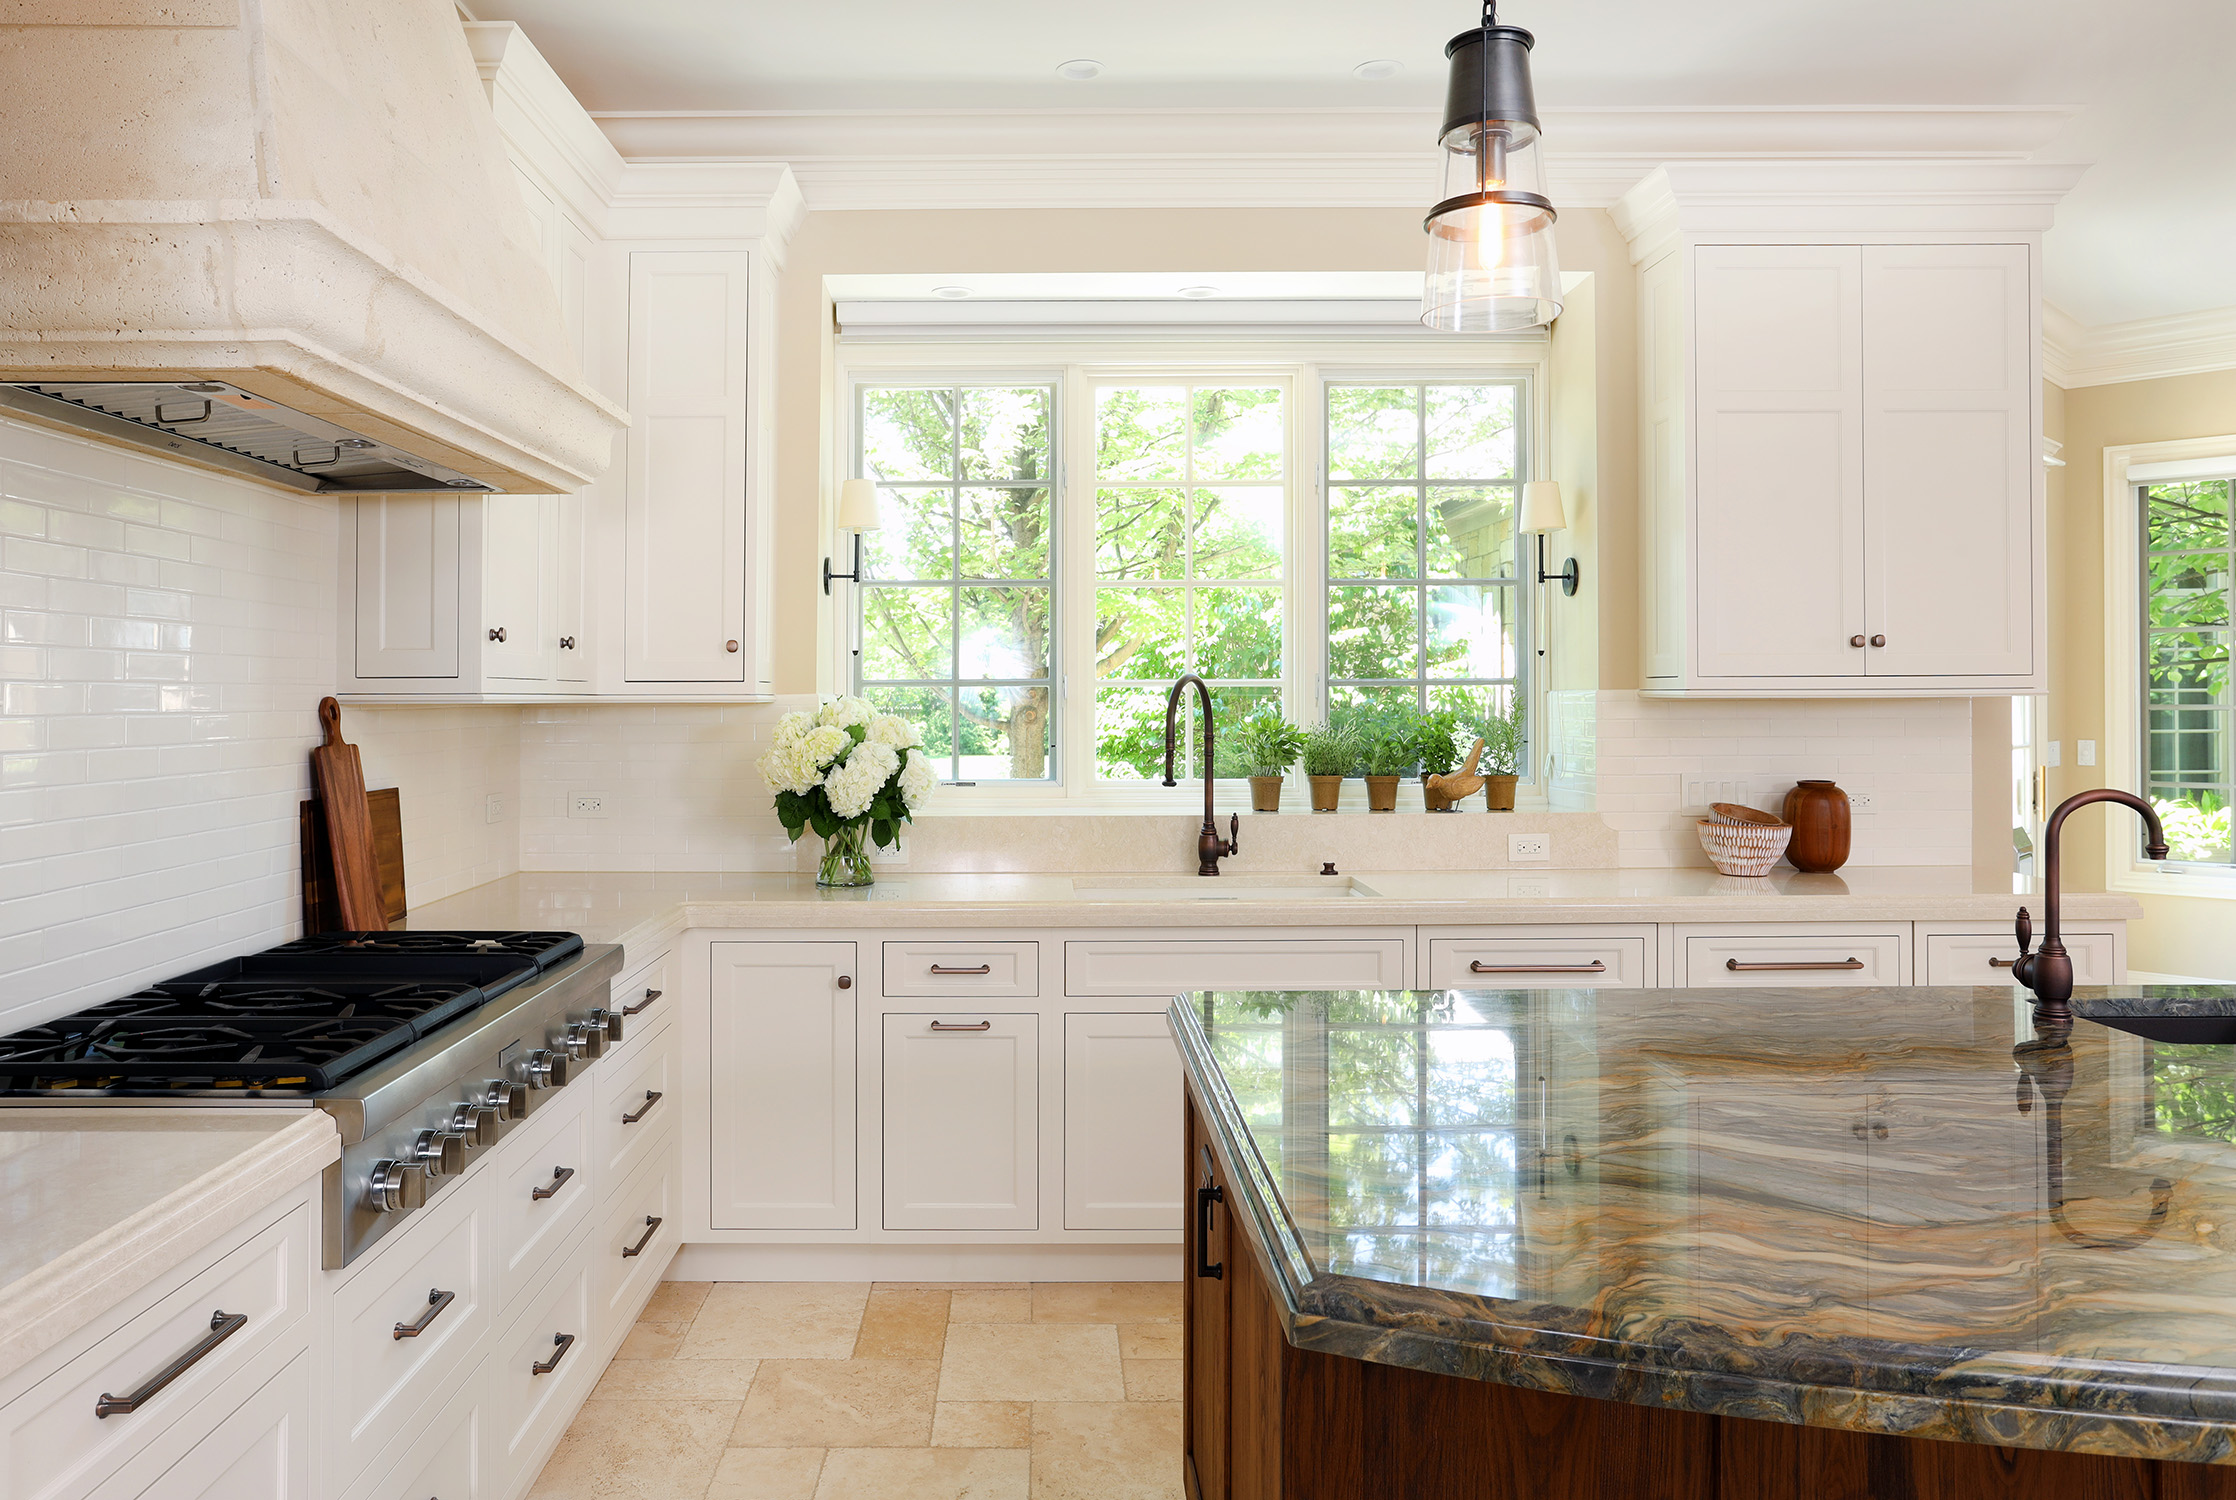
[757,696,935,887]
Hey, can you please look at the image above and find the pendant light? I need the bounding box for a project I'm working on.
[1421,1,1562,332]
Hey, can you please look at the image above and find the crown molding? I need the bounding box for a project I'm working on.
[2046,300,2236,389]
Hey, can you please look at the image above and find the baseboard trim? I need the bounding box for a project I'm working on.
[665,1241,1183,1282]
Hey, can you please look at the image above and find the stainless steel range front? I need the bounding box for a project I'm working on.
[0,931,622,1267]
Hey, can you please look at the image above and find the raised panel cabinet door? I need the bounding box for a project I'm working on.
[709,942,858,1230]
[882,1013,1039,1231]
[1064,1012,1185,1231]
[89,1353,312,1500]
[554,487,589,683]
[1641,250,1689,684]
[482,494,552,682]
[1691,244,1866,679]
[624,250,750,683]
[352,494,460,679]
[1861,244,2035,678]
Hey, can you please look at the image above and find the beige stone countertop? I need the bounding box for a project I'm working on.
[0,1110,338,1384]
[404,867,2141,955]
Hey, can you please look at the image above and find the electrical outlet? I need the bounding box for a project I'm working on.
[484,794,504,824]
[2045,740,2063,767]
[1508,832,1550,862]
[2079,739,2097,766]
[1682,776,1756,811]
[870,830,909,866]
[569,792,607,819]
[1508,876,1551,897]
[1848,791,1875,815]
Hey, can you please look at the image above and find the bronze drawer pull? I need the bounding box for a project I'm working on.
[1725,958,1866,972]
[531,1165,576,1201]
[95,1310,247,1418]
[621,1215,664,1258]
[531,1332,576,1376]
[929,963,993,976]
[929,1020,993,1032]
[1470,960,1606,975]
[392,1287,455,1340]
[623,988,662,1016]
[622,1090,663,1125]
[1988,957,2018,969]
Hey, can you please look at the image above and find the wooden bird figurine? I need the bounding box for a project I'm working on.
[1425,737,1487,805]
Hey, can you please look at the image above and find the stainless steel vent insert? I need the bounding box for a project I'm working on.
[0,382,497,493]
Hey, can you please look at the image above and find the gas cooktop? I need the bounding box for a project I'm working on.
[0,1013,416,1093]
[266,930,585,969]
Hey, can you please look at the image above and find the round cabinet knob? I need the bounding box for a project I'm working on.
[412,1128,466,1178]
[450,1103,500,1148]
[1850,634,1867,648]
[725,640,739,653]
[1870,634,1887,648]
[488,627,507,643]
[838,975,853,990]
[590,1007,623,1043]
[559,636,575,650]
[485,1079,524,1119]
[367,1160,427,1213]
[527,1048,569,1090]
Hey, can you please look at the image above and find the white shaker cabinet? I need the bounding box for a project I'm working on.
[1062,1011,1185,1232]
[881,1013,1039,1231]
[707,941,859,1230]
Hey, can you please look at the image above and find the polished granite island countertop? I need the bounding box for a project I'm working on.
[1171,984,2236,1465]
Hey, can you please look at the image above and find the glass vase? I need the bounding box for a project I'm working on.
[817,821,874,888]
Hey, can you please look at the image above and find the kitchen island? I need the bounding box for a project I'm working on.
[1172,985,2236,1498]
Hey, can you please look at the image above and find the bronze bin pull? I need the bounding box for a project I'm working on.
[1470,960,1606,975]
[929,1020,993,1032]
[1725,958,1866,972]
[929,963,993,976]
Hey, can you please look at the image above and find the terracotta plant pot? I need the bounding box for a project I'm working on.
[1782,779,1852,872]
[1483,773,1519,812]
[1248,775,1285,813]
[1308,774,1345,813]
[1422,777,1454,813]
[1364,774,1400,812]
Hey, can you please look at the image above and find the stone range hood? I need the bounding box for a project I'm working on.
[0,0,627,494]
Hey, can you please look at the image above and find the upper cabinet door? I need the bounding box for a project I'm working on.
[1861,244,2035,678]
[353,495,460,679]
[625,251,751,683]
[1691,245,1867,679]
[482,494,553,682]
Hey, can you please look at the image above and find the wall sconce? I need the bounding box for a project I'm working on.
[1520,480,1578,596]
[822,478,883,595]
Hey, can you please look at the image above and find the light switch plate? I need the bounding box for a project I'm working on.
[1507,833,1550,862]
[484,794,504,824]
[2079,739,2097,766]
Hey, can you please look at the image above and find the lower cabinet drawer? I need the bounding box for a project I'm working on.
[1427,931,1653,989]
[882,941,1040,999]
[612,948,672,1039]
[594,1150,677,1351]
[88,1351,311,1500]
[1065,937,1406,997]
[494,1081,595,1313]
[594,1015,676,1197]
[481,1228,597,1487]
[324,1164,491,1496]
[363,1390,481,1500]
[1924,929,2120,987]
[1682,930,1908,987]
[0,1198,311,1500]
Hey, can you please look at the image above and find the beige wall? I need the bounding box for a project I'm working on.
[2051,367,2236,975]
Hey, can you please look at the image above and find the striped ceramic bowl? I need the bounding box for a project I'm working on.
[1696,816,1793,878]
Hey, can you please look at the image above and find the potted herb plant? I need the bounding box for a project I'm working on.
[1361,707,1418,813]
[1231,708,1303,813]
[1480,693,1527,812]
[1414,708,1466,811]
[1299,720,1361,813]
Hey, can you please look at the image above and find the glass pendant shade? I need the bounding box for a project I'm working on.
[1422,7,1563,333]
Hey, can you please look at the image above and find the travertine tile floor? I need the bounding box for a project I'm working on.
[527,1281,1185,1500]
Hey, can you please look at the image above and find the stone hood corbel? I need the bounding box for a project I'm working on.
[0,0,627,494]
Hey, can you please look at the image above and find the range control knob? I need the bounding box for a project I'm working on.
[449,1102,500,1148]
[590,1007,623,1044]
[563,1021,607,1061]
[412,1128,466,1178]
[527,1048,569,1089]
[485,1079,524,1119]
[367,1159,427,1213]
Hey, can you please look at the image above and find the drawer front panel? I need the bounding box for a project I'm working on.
[882,1013,1039,1232]
[485,1231,596,1480]
[594,1014,677,1195]
[494,1080,595,1311]
[1682,931,1907,987]
[610,949,673,1048]
[369,1398,478,1500]
[594,1153,677,1349]
[326,1167,490,1496]
[1924,930,2119,987]
[882,941,1040,999]
[1428,936,1651,990]
[0,1199,310,1500]
[88,1352,311,1500]
[1065,938,1406,997]
[1062,1012,1184,1232]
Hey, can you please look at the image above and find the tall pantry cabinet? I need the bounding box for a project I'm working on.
[1618,162,2081,697]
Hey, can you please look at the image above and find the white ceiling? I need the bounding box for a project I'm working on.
[470,0,2236,328]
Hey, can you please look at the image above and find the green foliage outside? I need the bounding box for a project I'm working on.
[2144,480,2234,861]
[2149,1047,2236,1144]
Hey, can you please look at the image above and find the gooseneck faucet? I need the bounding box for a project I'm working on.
[1162,673,1238,876]
[2013,789,2170,1023]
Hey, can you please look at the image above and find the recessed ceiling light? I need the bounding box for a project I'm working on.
[1178,285,1219,299]
[1056,59,1104,81]
[1353,59,1402,81]
[930,286,973,300]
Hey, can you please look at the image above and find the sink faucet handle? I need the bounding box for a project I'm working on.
[1226,813,1239,856]
[2015,905,2033,959]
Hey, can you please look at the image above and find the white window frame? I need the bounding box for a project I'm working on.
[2102,433,2236,897]
[830,334,1550,813]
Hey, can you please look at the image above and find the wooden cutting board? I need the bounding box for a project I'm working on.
[301,788,406,933]
[309,696,388,932]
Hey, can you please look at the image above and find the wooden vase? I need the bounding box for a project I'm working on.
[1782,779,1852,872]
[1364,775,1400,812]
[1308,775,1344,812]
[1249,775,1285,813]
[1484,774,1519,812]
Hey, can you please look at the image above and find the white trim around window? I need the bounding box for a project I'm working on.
[827,334,1551,813]
[2101,431,2236,898]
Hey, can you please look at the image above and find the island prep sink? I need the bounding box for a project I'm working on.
[1069,875,1381,902]
[2074,988,2236,1045]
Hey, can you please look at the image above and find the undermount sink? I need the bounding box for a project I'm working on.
[2076,990,2236,1045]
[1069,876,1382,902]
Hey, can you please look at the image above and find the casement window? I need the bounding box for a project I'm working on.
[844,349,1539,799]
[2140,474,2236,864]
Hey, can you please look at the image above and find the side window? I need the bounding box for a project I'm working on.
[2143,477,2235,862]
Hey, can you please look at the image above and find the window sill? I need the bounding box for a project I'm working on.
[920,780,1548,817]
[2110,864,2236,902]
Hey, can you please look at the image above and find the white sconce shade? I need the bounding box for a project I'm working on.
[1519,480,1566,534]
[838,478,883,532]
